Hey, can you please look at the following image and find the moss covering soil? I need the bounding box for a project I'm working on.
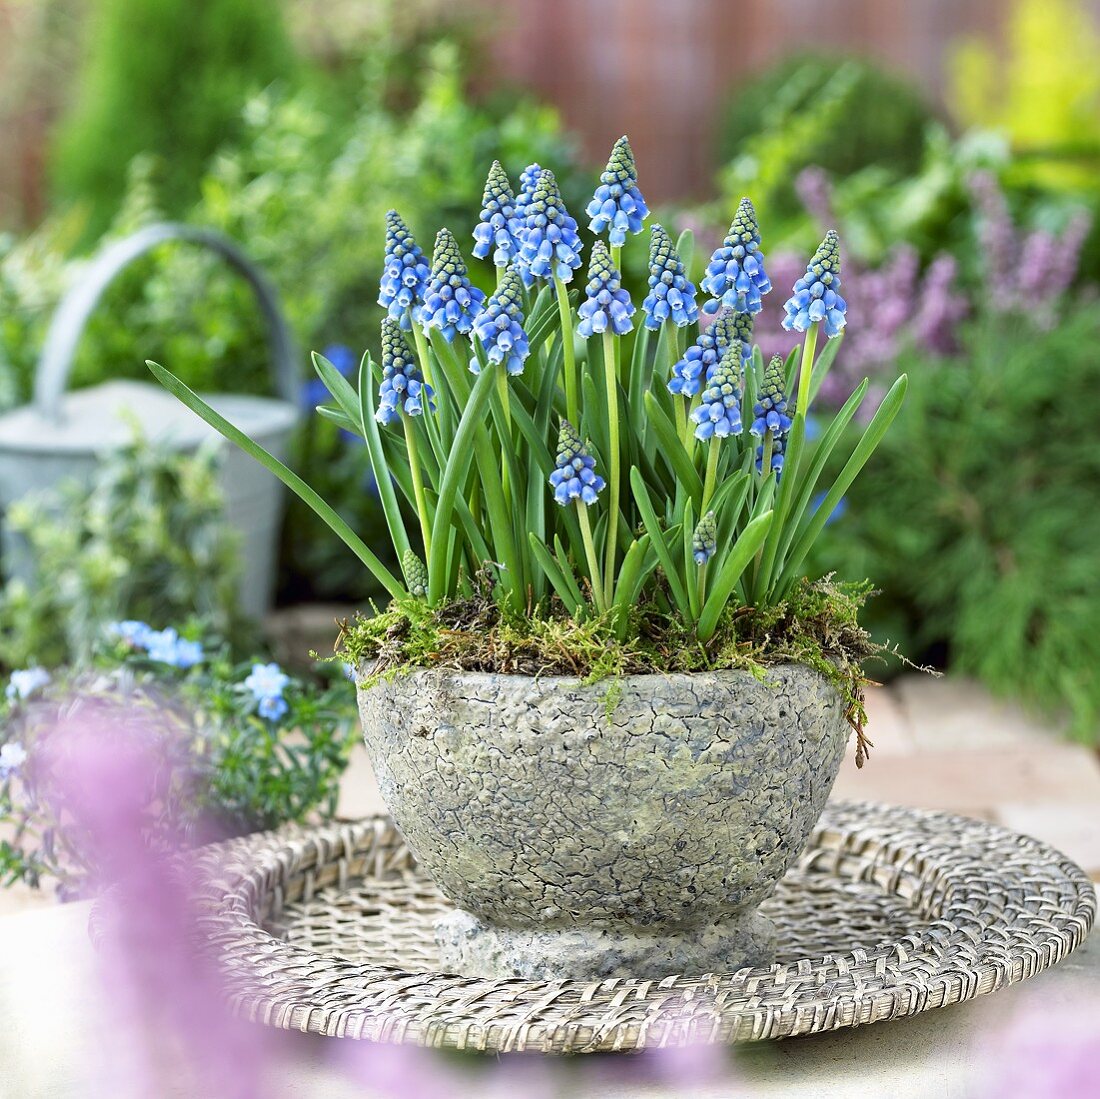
[339,578,891,766]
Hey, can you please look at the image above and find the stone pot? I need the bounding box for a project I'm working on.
[356,664,849,980]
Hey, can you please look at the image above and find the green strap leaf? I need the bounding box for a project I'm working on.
[147,360,405,601]
[644,390,704,505]
[629,466,691,616]
[697,510,774,642]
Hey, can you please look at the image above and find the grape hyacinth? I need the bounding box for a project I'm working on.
[549,420,605,506]
[378,210,430,330]
[472,161,522,268]
[691,343,743,440]
[752,354,793,474]
[516,169,584,285]
[642,224,698,330]
[377,318,432,425]
[700,198,772,315]
[732,311,754,369]
[402,550,428,597]
[576,241,635,338]
[419,228,485,342]
[586,135,649,247]
[782,230,847,337]
[514,162,541,223]
[668,308,738,397]
[470,266,530,376]
[692,511,717,565]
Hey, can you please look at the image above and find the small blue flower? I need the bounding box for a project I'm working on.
[301,345,356,411]
[5,668,49,701]
[472,161,523,268]
[109,620,152,649]
[549,420,605,506]
[419,228,486,342]
[752,354,794,474]
[378,211,431,330]
[782,229,847,338]
[586,135,649,247]
[692,511,717,565]
[668,308,739,398]
[516,169,584,285]
[576,241,635,338]
[377,318,433,425]
[642,224,698,330]
[811,491,849,525]
[732,311,754,370]
[470,266,530,376]
[144,628,202,668]
[244,662,291,722]
[0,741,27,779]
[691,343,743,440]
[701,198,772,315]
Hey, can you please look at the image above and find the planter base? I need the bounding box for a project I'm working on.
[434,908,777,980]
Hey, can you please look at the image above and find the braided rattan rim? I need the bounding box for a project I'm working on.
[100,801,1096,1053]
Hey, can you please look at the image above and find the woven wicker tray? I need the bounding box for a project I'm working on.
[181,801,1093,1053]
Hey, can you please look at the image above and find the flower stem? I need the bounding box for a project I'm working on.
[602,329,621,603]
[701,436,720,514]
[411,321,435,392]
[495,365,512,499]
[554,275,579,423]
[576,501,606,612]
[796,321,819,417]
[402,414,432,562]
[696,560,708,611]
[759,430,774,482]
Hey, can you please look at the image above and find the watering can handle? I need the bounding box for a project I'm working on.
[33,221,300,419]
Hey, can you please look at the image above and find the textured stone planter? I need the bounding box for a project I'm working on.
[356,664,850,980]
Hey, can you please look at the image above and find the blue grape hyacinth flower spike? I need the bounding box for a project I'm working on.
[586,135,649,247]
[470,266,530,376]
[549,419,605,506]
[751,353,794,474]
[691,342,743,440]
[472,160,522,268]
[692,511,717,565]
[516,169,584,285]
[700,197,772,315]
[378,210,430,330]
[377,318,433,424]
[576,240,635,338]
[419,228,486,342]
[642,224,698,330]
[782,229,847,337]
[668,308,738,397]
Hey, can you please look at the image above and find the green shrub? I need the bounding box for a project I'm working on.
[818,303,1100,740]
[51,0,295,234]
[0,432,243,669]
[717,54,935,233]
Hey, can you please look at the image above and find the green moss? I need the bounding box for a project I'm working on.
[340,579,889,762]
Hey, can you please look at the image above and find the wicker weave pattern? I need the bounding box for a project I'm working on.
[171,802,1094,1053]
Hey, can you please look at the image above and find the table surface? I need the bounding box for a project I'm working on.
[1,892,1096,1099]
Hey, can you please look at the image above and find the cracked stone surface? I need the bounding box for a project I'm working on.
[357,665,849,979]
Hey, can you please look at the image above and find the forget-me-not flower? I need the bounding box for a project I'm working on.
[377,318,433,424]
[378,211,430,330]
[144,628,202,668]
[586,135,649,247]
[5,667,50,701]
[472,161,522,267]
[701,197,772,315]
[470,266,530,376]
[244,662,291,723]
[642,224,698,330]
[782,229,847,337]
[0,742,27,779]
[109,620,153,649]
[576,241,634,338]
[549,420,605,506]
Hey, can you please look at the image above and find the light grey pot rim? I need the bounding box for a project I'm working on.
[356,661,836,691]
